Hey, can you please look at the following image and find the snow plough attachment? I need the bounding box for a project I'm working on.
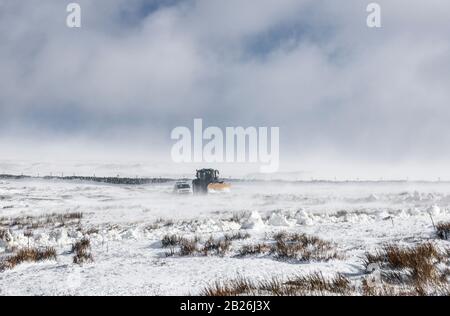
[192,169,231,195]
[207,182,231,193]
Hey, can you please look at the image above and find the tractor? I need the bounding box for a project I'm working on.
[192,169,230,195]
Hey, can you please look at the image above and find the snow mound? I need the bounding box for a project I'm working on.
[2,231,29,249]
[0,229,13,252]
[296,210,314,226]
[106,229,122,241]
[365,194,379,202]
[427,205,441,216]
[121,228,141,240]
[377,211,391,220]
[408,208,421,216]
[193,219,222,233]
[413,191,422,201]
[344,213,361,223]
[242,211,265,230]
[354,213,373,223]
[52,228,72,246]
[68,230,83,239]
[397,209,409,219]
[219,220,242,231]
[268,213,291,227]
[35,232,51,246]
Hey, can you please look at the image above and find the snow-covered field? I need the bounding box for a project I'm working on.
[1,178,450,295]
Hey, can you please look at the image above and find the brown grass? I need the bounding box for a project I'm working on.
[237,232,340,262]
[156,218,175,227]
[72,238,90,253]
[237,243,272,257]
[284,272,352,295]
[202,237,231,256]
[0,247,57,271]
[436,222,450,240]
[201,273,352,296]
[361,278,411,296]
[72,238,93,264]
[161,234,182,248]
[179,238,198,256]
[162,235,232,257]
[364,243,446,293]
[229,212,249,224]
[146,218,176,231]
[85,228,99,235]
[224,232,250,241]
[161,234,200,256]
[272,232,340,262]
[202,277,254,296]
[361,277,450,296]
[0,229,8,240]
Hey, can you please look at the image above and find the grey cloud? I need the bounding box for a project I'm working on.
[1,0,450,174]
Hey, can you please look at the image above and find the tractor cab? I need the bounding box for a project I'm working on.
[192,169,230,194]
[196,169,218,181]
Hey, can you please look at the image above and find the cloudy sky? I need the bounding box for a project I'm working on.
[1,0,450,178]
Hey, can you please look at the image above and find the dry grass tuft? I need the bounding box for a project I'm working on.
[161,234,199,256]
[224,232,250,242]
[202,277,254,296]
[202,273,352,296]
[146,218,176,231]
[85,228,99,235]
[237,232,340,262]
[0,229,9,241]
[62,213,84,220]
[161,234,232,257]
[156,218,175,227]
[361,278,405,296]
[229,212,249,224]
[72,238,93,264]
[202,237,231,256]
[237,243,272,257]
[272,232,340,262]
[179,238,198,256]
[364,243,447,293]
[0,247,57,271]
[284,272,352,295]
[436,222,450,240]
[360,277,449,296]
[72,238,90,253]
[161,234,182,248]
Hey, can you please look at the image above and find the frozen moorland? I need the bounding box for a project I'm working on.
[1,178,450,295]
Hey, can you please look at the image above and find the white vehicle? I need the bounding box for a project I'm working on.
[173,181,192,194]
